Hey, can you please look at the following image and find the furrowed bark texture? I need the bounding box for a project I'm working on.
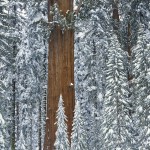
[44,1,75,150]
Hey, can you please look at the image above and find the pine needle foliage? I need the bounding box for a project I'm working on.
[54,95,70,150]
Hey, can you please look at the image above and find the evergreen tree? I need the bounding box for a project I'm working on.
[0,114,5,150]
[132,24,150,149]
[16,131,26,150]
[54,95,70,150]
[71,100,87,150]
[102,34,130,149]
[15,0,48,149]
[0,0,18,148]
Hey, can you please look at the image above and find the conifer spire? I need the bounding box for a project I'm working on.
[54,94,70,150]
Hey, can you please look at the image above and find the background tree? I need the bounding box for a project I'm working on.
[102,34,130,149]
[0,113,5,150]
[71,100,87,150]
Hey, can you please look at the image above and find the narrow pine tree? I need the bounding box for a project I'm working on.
[102,34,130,149]
[0,113,5,150]
[16,131,26,150]
[0,0,18,149]
[54,95,70,150]
[132,24,150,149]
[71,100,87,150]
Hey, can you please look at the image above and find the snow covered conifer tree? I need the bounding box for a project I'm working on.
[15,0,48,149]
[16,131,26,150]
[0,113,5,150]
[102,33,130,149]
[71,100,87,150]
[0,0,19,148]
[132,24,150,149]
[74,1,112,149]
[54,94,70,150]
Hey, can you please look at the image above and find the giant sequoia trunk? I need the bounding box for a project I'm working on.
[44,0,75,149]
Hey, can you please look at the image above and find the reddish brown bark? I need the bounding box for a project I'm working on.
[44,1,75,150]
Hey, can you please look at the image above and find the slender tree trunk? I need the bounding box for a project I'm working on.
[44,1,75,149]
[38,100,42,150]
[11,4,18,149]
[41,44,47,149]
[11,78,16,150]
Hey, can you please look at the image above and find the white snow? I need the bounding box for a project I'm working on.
[70,83,74,86]
[0,114,4,125]
[98,93,103,101]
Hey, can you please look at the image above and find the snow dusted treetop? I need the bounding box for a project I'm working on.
[0,113,5,150]
[16,131,26,150]
[0,114,5,126]
[54,94,70,150]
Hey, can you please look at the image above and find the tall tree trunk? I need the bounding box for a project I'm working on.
[11,78,16,150]
[44,1,75,149]
[38,103,42,150]
[11,4,18,149]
